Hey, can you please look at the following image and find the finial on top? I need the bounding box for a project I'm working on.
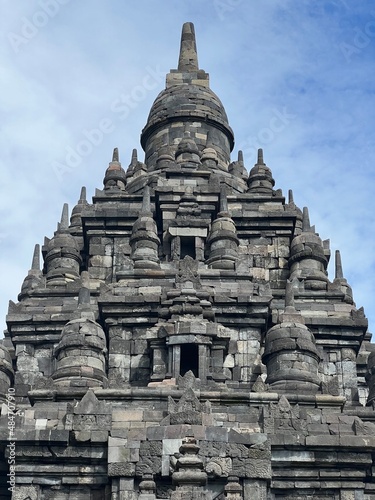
[333,249,353,302]
[335,249,344,279]
[59,203,69,231]
[141,185,151,214]
[112,147,119,162]
[238,150,244,164]
[104,147,126,189]
[257,148,264,165]
[178,22,199,71]
[31,244,40,271]
[285,279,296,311]
[107,148,122,171]
[219,185,228,213]
[131,148,138,167]
[79,186,87,203]
[288,189,294,204]
[70,187,88,227]
[302,207,311,232]
[78,286,91,306]
[281,278,305,322]
[78,271,91,306]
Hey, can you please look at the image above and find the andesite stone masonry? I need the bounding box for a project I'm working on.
[1,22,375,500]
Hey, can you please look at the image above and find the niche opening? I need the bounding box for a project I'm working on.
[180,236,196,259]
[180,344,199,377]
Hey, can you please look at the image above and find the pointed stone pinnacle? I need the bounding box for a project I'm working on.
[219,185,228,213]
[288,189,294,204]
[60,203,69,230]
[335,250,344,279]
[257,148,264,165]
[238,150,244,164]
[141,185,151,214]
[285,279,296,310]
[302,207,311,232]
[104,148,122,174]
[131,148,138,168]
[78,286,91,306]
[31,244,40,271]
[78,271,91,306]
[112,147,119,162]
[178,22,199,71]
[79,186,87,203]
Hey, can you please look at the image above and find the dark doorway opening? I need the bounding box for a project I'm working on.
[180,236,196,259]
[180,344,199,377]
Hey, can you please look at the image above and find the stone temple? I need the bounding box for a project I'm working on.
[1,21,375,500]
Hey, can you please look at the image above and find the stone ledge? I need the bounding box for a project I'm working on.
[306,434,375,448]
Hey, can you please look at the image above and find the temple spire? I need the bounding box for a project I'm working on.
[58,203,69,231]
[285,279,296,311]
[288,189,294,204]
[335,249,344,280]
[257,148,264,165]
[31,244,40,271]
[104,147,126,190]
[125,148,139,180]
[112,147,119,162]
[70,187,88,227]
[78,271,91,307]
[178,22,199,71]
[302,207,311,232]
[333,249,353,303]
[79,186,86,203]
[131,148,138,168]
[219,185,229,214]
[141,185,151,214]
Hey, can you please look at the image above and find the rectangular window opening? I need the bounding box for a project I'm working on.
[180,236,196,259]
[180,343,199,377]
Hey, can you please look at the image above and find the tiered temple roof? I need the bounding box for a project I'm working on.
[1,22,374,500]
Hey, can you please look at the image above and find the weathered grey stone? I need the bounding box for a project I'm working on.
[1,20,373,500]
[108,462,136,477]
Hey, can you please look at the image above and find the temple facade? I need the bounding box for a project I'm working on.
[1,22,375,500]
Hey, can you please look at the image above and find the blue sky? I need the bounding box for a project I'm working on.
[1,0,374,336]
